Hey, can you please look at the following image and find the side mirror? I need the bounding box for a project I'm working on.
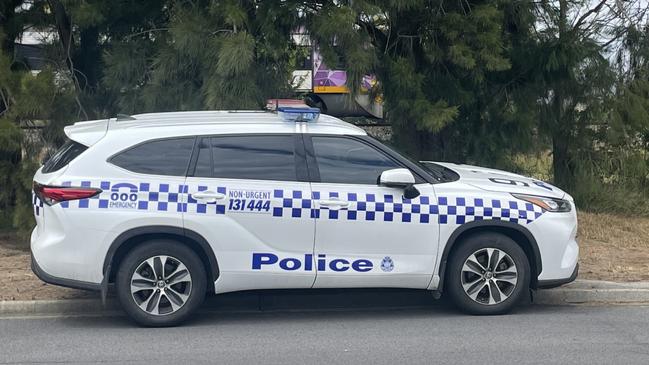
[379,168,420,199]
[379,168,415,187]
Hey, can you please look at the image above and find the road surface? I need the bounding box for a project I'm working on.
[1,300,648,364]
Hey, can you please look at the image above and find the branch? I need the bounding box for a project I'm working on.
[47,0,89,120]
[124,27,170,40]
[0,88,9,117]
[572,0,608,30]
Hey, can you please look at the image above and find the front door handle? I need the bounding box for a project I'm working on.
[317,199,350,210]
[191,191,226,203]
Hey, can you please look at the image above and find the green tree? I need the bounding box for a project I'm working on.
[103,0,304,113]
[0,34,77,234]
[307,0,540,166]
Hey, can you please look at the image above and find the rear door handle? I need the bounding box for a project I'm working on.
[317,199,350,210]
[191,191,226,203]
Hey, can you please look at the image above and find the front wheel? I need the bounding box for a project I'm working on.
[116,240,207,326]
[446,232,530,315]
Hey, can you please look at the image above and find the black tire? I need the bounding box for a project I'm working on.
[446,232,530,315]
[116,240,207,327]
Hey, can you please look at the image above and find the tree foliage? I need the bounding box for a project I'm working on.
[0,0,648,235]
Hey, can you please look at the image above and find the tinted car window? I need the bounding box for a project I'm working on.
[194,135,297,181]
[110,137,195,176]
[312,136,400,184]
[194,138,212,178]
[42,140,88,173]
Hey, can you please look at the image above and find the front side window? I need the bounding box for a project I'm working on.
[311,136,401,184]
[193,135,298,181]
[110,137,195,176]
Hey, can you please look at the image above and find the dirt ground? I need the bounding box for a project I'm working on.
[1,211,648,301]
[577,212,649,281]
[0,234,93,301]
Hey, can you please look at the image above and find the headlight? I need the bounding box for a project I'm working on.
[511,193,572,212]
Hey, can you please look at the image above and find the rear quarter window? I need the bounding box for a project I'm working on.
[42,140,88,173]
[110,137,195,176]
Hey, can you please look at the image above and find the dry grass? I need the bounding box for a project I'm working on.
[578,211,649,281]
[0,232,93,301]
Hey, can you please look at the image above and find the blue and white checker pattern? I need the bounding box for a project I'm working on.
[32,191,44,216]
[186,185,227,215]
[272,189,314,218]
[51,181,544,225]
[436,196,543,225]
[58,181,189,213]
[269,192,544,225]
[313,191,427,223]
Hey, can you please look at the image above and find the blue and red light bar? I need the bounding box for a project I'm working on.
[277,107,320,122]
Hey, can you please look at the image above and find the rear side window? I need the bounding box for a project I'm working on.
[42,140,88,173]
[311,136,401,184]
[193,135,297,181]
[110,137,195,176]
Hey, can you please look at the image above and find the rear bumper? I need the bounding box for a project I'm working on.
[537,263,579,289]
[31,254,101,292]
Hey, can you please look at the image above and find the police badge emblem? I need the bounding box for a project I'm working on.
[380,256,394,272]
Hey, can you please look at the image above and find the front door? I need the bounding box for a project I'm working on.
[183,134,315,293]
[307,135,439,289]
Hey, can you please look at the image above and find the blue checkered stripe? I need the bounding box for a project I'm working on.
[59,181,190,212]
[315,191,426,222]
[271,189,315,218]
[271,192,544,225]
[436,196,543,225]
[53,181,544,225]
[186,185,227,215]
[32,191,44,216]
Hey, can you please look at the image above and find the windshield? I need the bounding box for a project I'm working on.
[419,161,460,182]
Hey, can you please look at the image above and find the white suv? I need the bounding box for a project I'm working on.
[31,108,579,326]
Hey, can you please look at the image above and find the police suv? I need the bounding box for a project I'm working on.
[31,108,579,326]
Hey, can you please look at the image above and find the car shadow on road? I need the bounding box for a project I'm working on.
[33,287,546,329]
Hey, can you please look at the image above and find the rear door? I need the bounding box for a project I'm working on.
[183,134,316,293]
[307,135,439,289]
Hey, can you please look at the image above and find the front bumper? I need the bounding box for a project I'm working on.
[537,263,579,289]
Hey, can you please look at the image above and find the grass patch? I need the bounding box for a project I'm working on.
[578,211,649,281]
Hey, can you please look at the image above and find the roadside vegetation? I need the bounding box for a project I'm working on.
[1,0,648,239]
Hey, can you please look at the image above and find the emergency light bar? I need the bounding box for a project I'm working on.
[277,107,320,122]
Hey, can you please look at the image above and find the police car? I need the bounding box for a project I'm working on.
[31,108,579,326]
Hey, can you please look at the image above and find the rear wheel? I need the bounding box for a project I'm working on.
[446,232,530,315]
[116,240,206,326]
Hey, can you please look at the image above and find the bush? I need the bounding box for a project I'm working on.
[506,148,649,216]
[571,149,649,216]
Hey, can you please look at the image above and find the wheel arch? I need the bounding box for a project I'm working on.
[103,226,219,293]
[437,220,542,292]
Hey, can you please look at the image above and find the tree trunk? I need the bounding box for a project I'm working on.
[77,26,101,91]
[552,131,573,189]
[551,0,574,190]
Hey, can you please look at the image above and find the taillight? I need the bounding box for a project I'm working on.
[33,182,102,205]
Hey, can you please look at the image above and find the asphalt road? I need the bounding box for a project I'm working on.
[1,300,648,364]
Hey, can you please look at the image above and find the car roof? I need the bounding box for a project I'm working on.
[65,110,367,146]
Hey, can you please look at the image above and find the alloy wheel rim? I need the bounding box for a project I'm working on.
[130,255,192,316]
[461,248,518,305]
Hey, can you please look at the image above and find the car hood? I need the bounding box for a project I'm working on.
[427,161,567,199]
